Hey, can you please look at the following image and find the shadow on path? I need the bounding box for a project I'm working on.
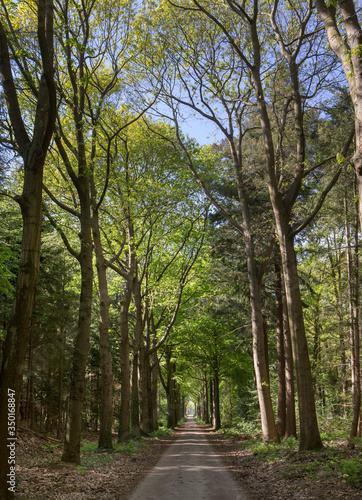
[128,416,250,500]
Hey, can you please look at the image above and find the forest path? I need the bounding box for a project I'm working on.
[128,416,250,500]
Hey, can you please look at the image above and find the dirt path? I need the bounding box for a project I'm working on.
[128,416,250,500]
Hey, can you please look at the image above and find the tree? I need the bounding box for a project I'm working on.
[0,1,56,497]
[140,2,281,442]
[164,233,255,431]
[314,0,362,446]
[163,0,353,451]
[42,0,151,461]
[344,192,360,445]
[101,119,207,436]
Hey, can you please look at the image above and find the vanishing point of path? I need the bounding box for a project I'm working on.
[128,416,250,500]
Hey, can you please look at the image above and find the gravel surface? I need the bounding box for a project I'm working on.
[128,416,250,500]
[14,419,362,499]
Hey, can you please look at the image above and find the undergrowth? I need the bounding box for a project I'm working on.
[77,423,175,469]
[217,417,362,487]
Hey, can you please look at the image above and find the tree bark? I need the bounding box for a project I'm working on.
[57,313,66,438]
[166,359,177,428]
[276,229,322,450]
[151,347,159,431]
[92,210,113,450]
[209,377,214,428]
[232,152,279,443]
[315,0,362,228]
[130,346,141,437]
[327,234,348,417]
[282,280,297,439]
[312,301,324,413]
[203,371,210,424]
[61,188,93,463]
[275,259,286,437]
[0,2,56,496]
[344,194,361,447]
[213,368,221,431]
[248,42,321,450]
[139,341,152,434]
[130,275,143,436]
[118,285,132,442]
[25,334,35,430]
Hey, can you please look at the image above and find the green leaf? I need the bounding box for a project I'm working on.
[336,152,345,164]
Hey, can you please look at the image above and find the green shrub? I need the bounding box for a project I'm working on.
[339,458,362,485]
[80,442,98,453]
[114,440,140,457]
[149,427,174,438]
[176,416,187,426]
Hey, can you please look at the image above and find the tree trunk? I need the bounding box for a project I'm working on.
[252,64,321,447]
[249,265,279,442]
[92,210,113,450]
[226,378,233,427]
[151,345,159,431]
[203,371,209,424]
[213,369,221,431]
[232,154,279,443]
[57,317,65,438]
[130,275,143,437]
[139,342,152,435]
[166,372,174,428]
[283,284,297,439]
[25,334,35,430]
[169,366,177,428]
[209,376,214,428]
[61,186,93,464]
[314,5,362,431]
[327,234,348,418]
[275,259,286,437]
[312,302,323,414]
[118,286,132,442]
[0,2,56,494]
[130,347,141,438]
[139,313,153,435]
[250,7,322,449]
[278,232,322,450]
[181,395,185,419]
[163,346,178,429]
[0,155,50,496]
[344,195,361,447]
[176,384,182,423]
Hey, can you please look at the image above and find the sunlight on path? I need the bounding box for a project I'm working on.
[128,416,249,500]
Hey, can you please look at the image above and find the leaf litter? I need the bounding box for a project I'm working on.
[13,425,362,499]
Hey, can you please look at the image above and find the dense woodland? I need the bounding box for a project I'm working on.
[1,0,362,498]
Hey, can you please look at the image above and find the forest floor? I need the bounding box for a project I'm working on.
[209,429,362,500]
[14,421,362,499]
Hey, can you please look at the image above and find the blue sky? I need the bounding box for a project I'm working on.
[181,118,222,145]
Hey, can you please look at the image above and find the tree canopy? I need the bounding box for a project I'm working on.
[1,1,362,498]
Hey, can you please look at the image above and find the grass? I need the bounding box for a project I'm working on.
[148,427,174,438]
[77,423,175,469]
[216,417,362,487]
[78,437,148,468]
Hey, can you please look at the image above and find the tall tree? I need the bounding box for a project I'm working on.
[315,0,362,224]
[0,1,56,497]
[344,191,361,445]
[43,0,109,462]
[314,0,362,445]
[141,3,280,442]
[145,0,353,450]
[43,0,148,461]
[102,120,207,436]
